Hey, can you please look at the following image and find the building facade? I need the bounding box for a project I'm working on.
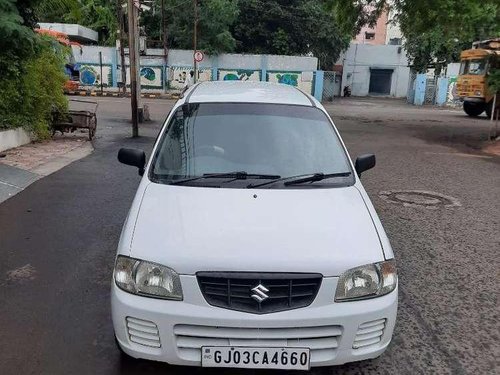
[353,5,403,46]
[338,43,410,98]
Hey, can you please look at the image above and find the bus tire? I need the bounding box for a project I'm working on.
[463,101,485,117]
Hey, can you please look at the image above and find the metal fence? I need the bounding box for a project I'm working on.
[425,76,438,104]
[322,71,339,101]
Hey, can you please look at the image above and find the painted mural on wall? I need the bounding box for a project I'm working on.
[267,71,313,94]
[168,67,212,89]
[78,64,112,87]
[446,77,461,106]
[220,69,260,81]
[139,66,163,88]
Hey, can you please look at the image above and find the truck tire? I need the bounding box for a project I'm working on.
[463,101,485,117]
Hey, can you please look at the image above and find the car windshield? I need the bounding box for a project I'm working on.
[460,59,487,75]
[150,103,353,188]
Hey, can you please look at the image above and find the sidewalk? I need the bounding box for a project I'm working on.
[0,134,93,204]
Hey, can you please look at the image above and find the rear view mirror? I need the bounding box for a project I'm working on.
[355,154,376,176]
[118,148,146,176]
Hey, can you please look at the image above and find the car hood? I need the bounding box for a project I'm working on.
[129,183,384,277]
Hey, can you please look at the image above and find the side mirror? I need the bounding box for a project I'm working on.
[355,154,376,176]
[118,148,146,176]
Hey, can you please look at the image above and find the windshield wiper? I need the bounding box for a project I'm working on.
[247,172,351,188]
[284,172,351,186]
[168,171,281,186]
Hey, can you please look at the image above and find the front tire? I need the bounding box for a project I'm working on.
[463,101,485,117]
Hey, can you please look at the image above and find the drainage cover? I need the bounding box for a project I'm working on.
[379,190,461,209]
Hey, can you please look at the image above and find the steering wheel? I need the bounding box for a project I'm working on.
[196,145,226,157]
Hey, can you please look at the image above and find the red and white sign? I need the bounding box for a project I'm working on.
[194,51,204,63]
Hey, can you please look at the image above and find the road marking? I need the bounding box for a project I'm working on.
[6,264,37,282]
[425,152,492,159]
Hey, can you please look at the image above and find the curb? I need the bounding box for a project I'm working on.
[66,91,179,100]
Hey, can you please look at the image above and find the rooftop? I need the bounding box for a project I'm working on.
[185,81,315,106]
[37,23,98,44]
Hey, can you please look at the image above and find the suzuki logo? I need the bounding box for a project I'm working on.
[251,284,269,302]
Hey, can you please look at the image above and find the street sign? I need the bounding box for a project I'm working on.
[194,51,204,63]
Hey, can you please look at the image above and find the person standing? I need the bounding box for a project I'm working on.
[181,70,194,95]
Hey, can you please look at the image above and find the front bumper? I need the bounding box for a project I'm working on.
[111,275,398,368]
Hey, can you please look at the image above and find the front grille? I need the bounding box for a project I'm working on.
[126,317,161,348]
[353,318,386,349]
[197,272,322,314]
[174,324,342,363]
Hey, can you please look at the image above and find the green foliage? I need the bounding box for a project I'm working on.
[0,35,68,138]
[391,0,500,72]
[36,0,118,45]
[0,0,37,75]
[142,0,239,54]
[326,0,385,37]
[488,69,500,95]
[232,0,349,69]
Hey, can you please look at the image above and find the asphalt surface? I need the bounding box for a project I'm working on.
[0,96,498,375]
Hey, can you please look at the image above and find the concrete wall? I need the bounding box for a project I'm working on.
[445,63,461,104]
[0,128,31,153]
[339,43,410,97]
[71,46,319,95]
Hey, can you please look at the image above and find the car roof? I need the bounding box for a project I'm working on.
[183,81,316,106]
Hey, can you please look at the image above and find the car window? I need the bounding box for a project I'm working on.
[150,103,353,187]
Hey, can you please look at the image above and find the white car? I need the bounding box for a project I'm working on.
[112,81,398,370]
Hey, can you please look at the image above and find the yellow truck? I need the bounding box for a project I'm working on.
[456,38,499,117]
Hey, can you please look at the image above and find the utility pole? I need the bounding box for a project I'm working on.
[161,0,168,91]
[116,0,127,95]
[127,0,142,137]
[193,0,198,83]
[161,0,168,63]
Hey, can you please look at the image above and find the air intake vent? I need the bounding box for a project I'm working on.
[126,317,161,348]
[197,272,322,314]
[353,318,386,349]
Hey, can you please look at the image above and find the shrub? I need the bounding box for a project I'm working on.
[0,35,68,139]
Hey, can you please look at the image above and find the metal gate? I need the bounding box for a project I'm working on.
[322,71,340,101]
[425,76,438,104]
[369,69,393,95]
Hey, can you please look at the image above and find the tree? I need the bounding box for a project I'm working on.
[326,0,386,38]
[36,0,118,45]
[0,0,37,75]
[141,0,239,54]
[0,0,68,137]
[232,0,349,69]
[391,0,499,73]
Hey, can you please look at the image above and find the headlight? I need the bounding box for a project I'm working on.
[335,260,397,302]
[114,255,183,300]
[475,90,482,96]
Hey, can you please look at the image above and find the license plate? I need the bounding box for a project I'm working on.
[201,346,310,370]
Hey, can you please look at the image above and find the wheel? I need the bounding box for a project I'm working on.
[463,101,485,117]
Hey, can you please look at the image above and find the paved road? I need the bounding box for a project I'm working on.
[0,97,498,375]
